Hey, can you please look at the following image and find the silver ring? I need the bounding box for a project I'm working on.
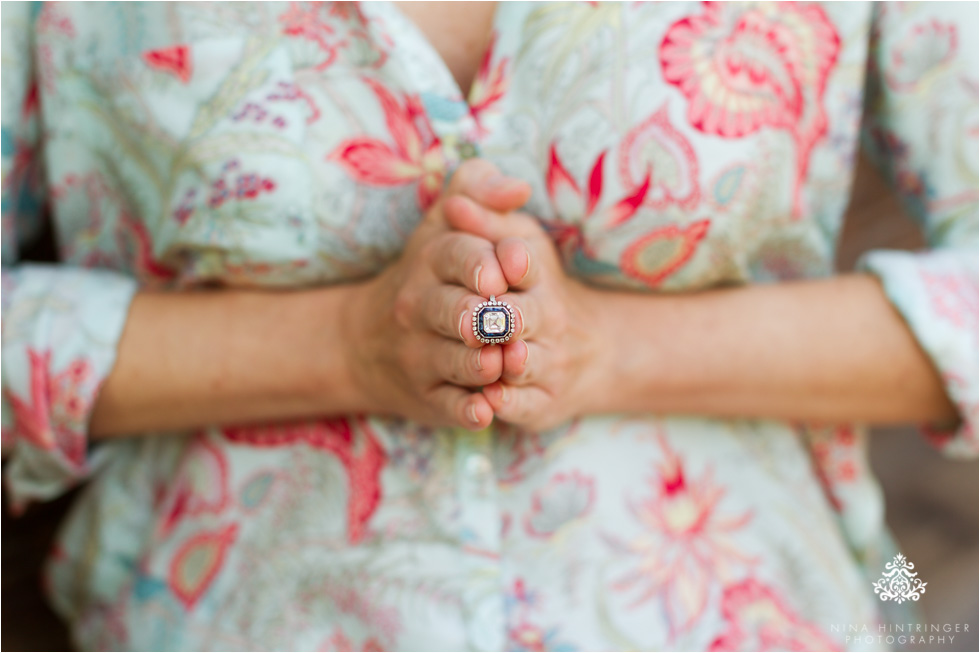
[472,295,516,345]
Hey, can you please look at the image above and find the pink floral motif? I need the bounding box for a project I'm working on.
[606,433,755,638]
[524,471,595,538]
[168,523,239,610]
[3,348,93,469]
[618,104,700,210]
[117,213,178,286]
[505,578,574,652]
[619,219,710,288]
[545,144,650,261]
[919,269,979,331]
[887,20,958,91]
[223,418,386,544]
[278,2,345,71]
[36,4,76,38]
[805,424,862,512]
[278,2,385,71]
[48,173,179,284]
[468,32,509,136]
[660,3,840,216]
[142,45,193,84]
[495,426,561,485]
[709,578,839,651]
[158,438,231,536]
[329,78,446,210]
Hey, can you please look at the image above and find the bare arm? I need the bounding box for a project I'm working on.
[88,162,532,439]
[445,198,959,431]
[589,274,957,426]
[88,286,359,438]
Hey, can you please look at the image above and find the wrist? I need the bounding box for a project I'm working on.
[572,283,624,417]
[287,283,372,417]
[584,287,673,416]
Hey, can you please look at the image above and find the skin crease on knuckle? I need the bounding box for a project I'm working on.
[450,159,497,195]
[392,287,418,330]
[442,346,476,386]
[350,191,503,427]
[377,168,579,429]
[465,249,488,295]
[476,346,503,385]
[418,235,439,262]
[456,297,485,349]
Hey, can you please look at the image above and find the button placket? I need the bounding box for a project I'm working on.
[454,427,505,652]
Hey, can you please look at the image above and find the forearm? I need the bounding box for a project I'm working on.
[593,273,958,426]
[89,285,362,438]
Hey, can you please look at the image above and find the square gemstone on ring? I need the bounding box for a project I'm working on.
[477,306,510,339]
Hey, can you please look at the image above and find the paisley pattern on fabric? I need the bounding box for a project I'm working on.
[659,2,841,216]
[709,578,840,651]
[620,220,711,288]
[3,349,91,468]
[168,523,239,610]
[1,2,976,650]
[618,104,700,211]
[223,418,387,544]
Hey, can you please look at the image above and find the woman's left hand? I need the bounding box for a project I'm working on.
[443,193,611,431]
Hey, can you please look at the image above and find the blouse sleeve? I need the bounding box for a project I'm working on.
[859,2,979,457]
[1,3,138,510]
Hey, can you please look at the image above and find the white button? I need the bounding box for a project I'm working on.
[465,453,492,478]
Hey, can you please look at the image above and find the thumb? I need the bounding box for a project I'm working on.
[447,158,532,212]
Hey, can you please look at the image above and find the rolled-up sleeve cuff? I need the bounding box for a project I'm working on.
[2,264,137,510]
[858,247,979,458]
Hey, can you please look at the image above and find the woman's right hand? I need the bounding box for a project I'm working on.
[341,161,532,430]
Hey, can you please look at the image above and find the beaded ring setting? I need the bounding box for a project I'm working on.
[472,295,516,345]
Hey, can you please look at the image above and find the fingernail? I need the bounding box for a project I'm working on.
[467,403,480,424]
[518,250,531,284]
[522,342,530,367]
[474,264,483,295]
[458,309,469,341]
[499,384,509,403]
[476,347,484,371]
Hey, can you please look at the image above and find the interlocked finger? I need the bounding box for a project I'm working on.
[427,384,494,430]
[429,335,503,387]
[420,284,487,348]
[427,232,507,297]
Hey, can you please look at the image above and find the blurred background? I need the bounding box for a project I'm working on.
[3,156,977,651]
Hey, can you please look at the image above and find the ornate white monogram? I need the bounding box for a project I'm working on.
[872,553,928,603]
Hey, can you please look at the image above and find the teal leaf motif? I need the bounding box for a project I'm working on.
[713,166,745,206]
[241,473,275,509]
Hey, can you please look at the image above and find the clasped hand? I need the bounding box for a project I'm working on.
[343,160,608,431]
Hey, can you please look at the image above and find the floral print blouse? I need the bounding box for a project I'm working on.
[2,2,977,651]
